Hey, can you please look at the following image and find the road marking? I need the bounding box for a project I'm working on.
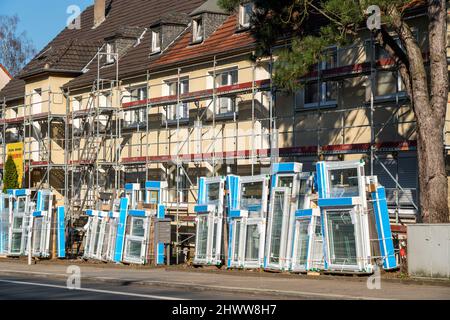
[0,279,187,300]
[0,269,392,300]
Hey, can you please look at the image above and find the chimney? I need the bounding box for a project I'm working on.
[94,0,106,28]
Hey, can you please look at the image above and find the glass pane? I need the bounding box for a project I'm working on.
[17,198,26,212]
[269,191,285,264]
[240,181,263,211]
[33,218,43,252]
[305,82,319,104]
[245,224,260,262]
[42,195,50,211]
[233,220,241,262]
[93,222,101,255]
[211,221,218,257]
[13,217,23,229]
[277,176,293,188]
[206,183,220,203]
[328,167,359,198]
[295,219,310,265]
[127,240,143,259]
[327,210,357,266]
[11,233,22,253]
[148,190,159,204]
[196,215,208,259]
[131,218,145,237]
[297,179,309,210]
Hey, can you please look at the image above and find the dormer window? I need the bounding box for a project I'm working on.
[239,2,253,29]
[106,42,116,64]
[151,30,161,53]
[193,17,203,43]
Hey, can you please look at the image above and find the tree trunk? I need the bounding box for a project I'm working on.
[416,116,449,223]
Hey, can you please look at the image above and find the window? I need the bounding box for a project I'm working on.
[240,181,263,211]
[239,2,253,28]
[296,47,338,109]
[301,80,337,108]
[196,215,209,259]
[326,210,358,266]
[99,92,111,108]
[193,17,203,42]
[327,167,360,198]
[165,78,189,121]
[31,88,42,113]
[73,96,82,112]
[130,86,147,102]
[151,30,161,53]
[213,68,238,114]
[106,42,115,64]
[206,183,220,204]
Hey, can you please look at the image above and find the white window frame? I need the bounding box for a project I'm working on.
[151,30,161,53]
[106,42,115,64]
[193,17,204,43]
[165,77,189,121]
[209,67,238,115]
[239,2,253,29]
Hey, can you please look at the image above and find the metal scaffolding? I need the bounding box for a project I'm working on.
[0,37,437,263]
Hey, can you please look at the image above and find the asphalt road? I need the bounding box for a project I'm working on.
[0,275,290,300]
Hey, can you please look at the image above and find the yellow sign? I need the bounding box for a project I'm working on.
[6,142,24,187]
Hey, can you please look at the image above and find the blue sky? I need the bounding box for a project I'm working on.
[0,0,93,52]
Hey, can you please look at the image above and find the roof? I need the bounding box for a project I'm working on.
[149,14,254,71]
[0,0,207,98]
[190,0,228,16]
[0,64,12,79]
[18,39,103,78]
[65,14,254,90]
[0,78,25,102]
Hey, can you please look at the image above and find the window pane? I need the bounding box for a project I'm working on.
[206,183,220,203]
[305,82,319,104]
[328,167,359,198]
[196,215,208,259]
[42,195,50,211]
[295,219,310,265]
[11,233,22,253]
[277,176,293,188]
[240,181,263,211]
[245,224,260,261]
[127,240,143,259]
[269,190,285,264]
[233,220,241,261]
[327,210,357,266]
[131,218,145,237]
[13,217,23,229]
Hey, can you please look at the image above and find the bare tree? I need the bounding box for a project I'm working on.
[0,14,36,77]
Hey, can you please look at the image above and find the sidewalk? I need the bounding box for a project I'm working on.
[0,259,449,300]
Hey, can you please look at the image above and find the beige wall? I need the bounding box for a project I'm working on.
[0,67,11,91]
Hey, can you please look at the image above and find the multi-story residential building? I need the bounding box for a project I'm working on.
[0,0,449,261]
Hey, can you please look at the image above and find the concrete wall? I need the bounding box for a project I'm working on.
[407,224,450,279]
